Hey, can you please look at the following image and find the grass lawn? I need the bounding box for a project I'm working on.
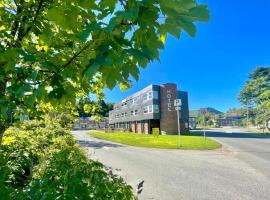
[90,131,221,150]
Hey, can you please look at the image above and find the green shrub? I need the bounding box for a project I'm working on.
[0,120,136,200]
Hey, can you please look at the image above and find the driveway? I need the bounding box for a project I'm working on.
[72,130,270,200]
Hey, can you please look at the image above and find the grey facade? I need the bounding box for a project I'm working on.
[109,83,189,134]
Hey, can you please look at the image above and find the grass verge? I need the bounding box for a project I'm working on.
[90,131,221,150]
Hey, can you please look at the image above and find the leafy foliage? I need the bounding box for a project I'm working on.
[77,97,113,118]
[0,119,136,199]
[239,67,270,130]
[0,0,209,132]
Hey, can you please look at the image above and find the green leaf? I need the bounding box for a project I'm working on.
[178,18,196,37]
[80,22,101,41]
[189,5,210,22]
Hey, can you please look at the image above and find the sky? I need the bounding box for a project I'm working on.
[104,0,270,112]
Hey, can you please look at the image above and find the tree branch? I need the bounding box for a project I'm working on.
[62,43,91,69]
[18,0,45,42]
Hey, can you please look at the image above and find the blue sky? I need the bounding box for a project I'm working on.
[105,0,270,112]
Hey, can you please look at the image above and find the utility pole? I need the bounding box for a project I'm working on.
[174,99,182,148]
[246,105,249,130]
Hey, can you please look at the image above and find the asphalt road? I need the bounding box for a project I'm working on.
[72,130,270,200]
[205,129,270,178]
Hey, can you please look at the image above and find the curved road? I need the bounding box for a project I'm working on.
[72,130,270,200]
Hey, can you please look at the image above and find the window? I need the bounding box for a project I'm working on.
[143,105,154,114]
[115,114,120,118]
[124,112,128,117]
[122,102,127,108]
[143,93,148,101]
[144,106,149,114]
[153,91,159,99]
[148,92,153,100]
[143,91,155,101]
[130,110,134,116]
[149,105,153,113]
[133,97,138,104]
[153,105,159,113]
[121,113,124,117]
[134,110,138,116]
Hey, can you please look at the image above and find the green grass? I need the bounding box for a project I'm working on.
[90,131,221,150]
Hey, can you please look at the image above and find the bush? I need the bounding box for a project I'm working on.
[0,120,136,200]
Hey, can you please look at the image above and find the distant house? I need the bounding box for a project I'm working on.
[216,116,245,127]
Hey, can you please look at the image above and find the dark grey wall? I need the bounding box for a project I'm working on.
[177,91,189,122]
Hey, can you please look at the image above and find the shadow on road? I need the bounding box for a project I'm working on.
[77,140,123,149]
[204,132,270,139]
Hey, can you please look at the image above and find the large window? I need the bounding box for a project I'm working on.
[143,91,158,101]
[143,105,154,114]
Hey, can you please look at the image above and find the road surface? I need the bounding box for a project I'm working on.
[205,129,270,178]
[72,130,270,200]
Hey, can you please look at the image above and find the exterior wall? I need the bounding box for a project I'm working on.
[160,83,178,134]
[109,85,160,125]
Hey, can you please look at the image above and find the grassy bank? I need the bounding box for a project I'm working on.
[90,131,221,150]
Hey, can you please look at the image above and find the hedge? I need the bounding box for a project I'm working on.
[0,119,136,200]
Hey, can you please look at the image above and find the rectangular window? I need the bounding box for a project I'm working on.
[134,110,138,116]
[153,91,159,99]
[124,112,128,117]
[143,106,148,114]
[149,105,153,113]
[148,92,153,100]
[153,105,159,113]
[143,93,148,101]
[130,110,134,116]
[133,97,138,104]
[121,113,124,117]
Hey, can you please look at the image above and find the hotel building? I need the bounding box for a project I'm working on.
[109,83,189,134]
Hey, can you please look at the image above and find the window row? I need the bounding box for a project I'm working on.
[114,105,159,118]
[143,105,159,114]
[115,110,139,118]
[113,91,159,110]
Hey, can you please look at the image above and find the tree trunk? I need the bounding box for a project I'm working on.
[0,123,6,145]
[266,119,270,132]
[0,76,7,145]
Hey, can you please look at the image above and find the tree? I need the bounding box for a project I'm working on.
[0,0,209,143]
[239,67,270,131]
